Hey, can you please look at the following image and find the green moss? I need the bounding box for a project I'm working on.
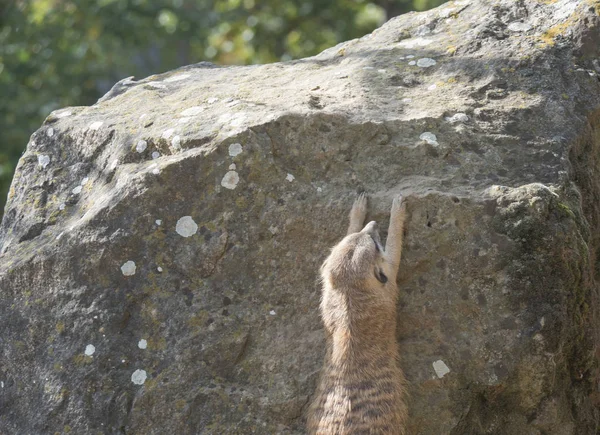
[204,221,217,231]
[175,399,187,411]
[235,196,248,209]
[556,202,576,220]
[538,20,574,47]
[72,354,93,365]
[143,375,159,391]
[147,336,167,351]
[188,310,210,328]
[55,321,65,334]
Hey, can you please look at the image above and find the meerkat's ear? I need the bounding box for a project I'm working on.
[375,267,388,284]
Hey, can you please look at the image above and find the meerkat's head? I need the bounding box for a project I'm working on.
[321,221,388,288]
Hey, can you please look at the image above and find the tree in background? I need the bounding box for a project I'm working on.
[0,0,445,214]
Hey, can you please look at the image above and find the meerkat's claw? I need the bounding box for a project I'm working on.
[355,192,367,205]
[392,194,406,212]
[352,193,368,215]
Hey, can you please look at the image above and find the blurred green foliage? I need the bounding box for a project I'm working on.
[0,0,445,214]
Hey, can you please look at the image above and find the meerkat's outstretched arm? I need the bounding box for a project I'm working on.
[385,195,407,277]
[347,192,368,235]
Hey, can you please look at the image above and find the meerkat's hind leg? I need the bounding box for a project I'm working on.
[347,192,368,235]
[385,195,407,275]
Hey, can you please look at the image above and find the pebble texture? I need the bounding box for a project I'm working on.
[1,0,600,433]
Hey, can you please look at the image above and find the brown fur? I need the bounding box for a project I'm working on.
[307,193,408,435]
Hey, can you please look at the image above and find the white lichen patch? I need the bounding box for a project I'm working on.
[408,61,416,66]
[378,69,387,73]
[207,97,219,104]
[218,113,233,124]
[438,7,456,18]
[38,155,50,169]
[181,106,205,116]
[46,128,55,137]
[221,171,240,190]
[433,360,450,378]
[81,177,89,186]
[445,113,469,123]
[121,260,136,276]
[84,344,95,356]
[176,216,198,237]
[155,219,162,226]
[89,121,104,130]
[171,135,182,150]
[229,163,236,170]
[161,128,175,139]
[152,151,160,159]
[72,185,83,195]
[417,58,437,68]
[136,140,147,153]
[157,266,163,272]
[415,23,432,36]
[55,110,72,118]
[269,310,276,316]
[398,37,433,48]
[507,21,532,32]
[164,73,191,82]
[147,81,166,89]
[554,0,578,21]
[131,369,147,385]
[228,143,243,156]
[230,113,247,127]
[420,132,439,146]
[427,84,437,91]
[286,173,295,182]
[138,339,148,349]
[406,54,415,59]
[59,203,66,211]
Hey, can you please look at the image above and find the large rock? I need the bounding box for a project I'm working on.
[2,0,600,433]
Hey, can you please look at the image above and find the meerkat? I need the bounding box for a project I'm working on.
[307,193,408,435]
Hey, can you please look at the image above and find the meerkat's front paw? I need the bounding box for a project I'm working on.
[352,192,368,217]
[347,193,368,234]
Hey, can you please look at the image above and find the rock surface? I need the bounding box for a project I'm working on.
[2,0,600,433]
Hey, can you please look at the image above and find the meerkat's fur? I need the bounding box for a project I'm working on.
[307,193,408,435]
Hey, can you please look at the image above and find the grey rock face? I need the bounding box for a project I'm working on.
[2,0,600,433]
